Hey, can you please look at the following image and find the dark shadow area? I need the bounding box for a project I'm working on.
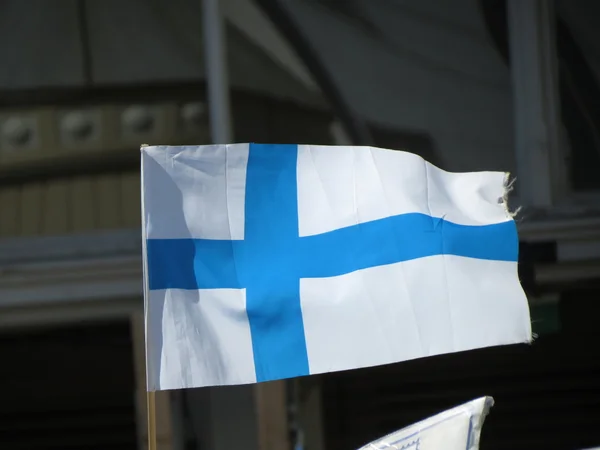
[0,321,137,450]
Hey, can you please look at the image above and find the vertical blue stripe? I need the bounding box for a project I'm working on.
[241,143,310,382]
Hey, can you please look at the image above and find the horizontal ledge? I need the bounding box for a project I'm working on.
[535,260,600,286]
[518,214,600,242]
[0,229,142,266]
[0,278,143,309]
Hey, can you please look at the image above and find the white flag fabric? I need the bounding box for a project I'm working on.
[359,397,494,450]
[141,144,531,391]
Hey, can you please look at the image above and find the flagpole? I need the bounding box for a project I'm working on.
[140,143,157,450]
[203,0,233,144]
[147,390,157,450]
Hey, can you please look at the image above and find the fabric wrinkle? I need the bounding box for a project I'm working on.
[425,161,456,352]
[367,146,425,355]
[307,145,338,233]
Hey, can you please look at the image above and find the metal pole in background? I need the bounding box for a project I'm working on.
[507,0,563,208]
[203,0,234,144]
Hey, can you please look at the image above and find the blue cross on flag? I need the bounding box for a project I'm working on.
[141,143,531,391]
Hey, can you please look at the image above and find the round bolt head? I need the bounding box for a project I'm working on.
[122,106,155,133]
[2,117,33,147]
[181,102,206,126]
[62,111,94,140]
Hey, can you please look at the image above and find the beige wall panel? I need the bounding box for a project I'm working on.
[121,172,141,228]
[38,108,61,158]
[19,182,43,236]
[5,171,141,238]
[42,179,69,235]
[0,187,20,237]
[69,176,96,232]
[94,174,122,229]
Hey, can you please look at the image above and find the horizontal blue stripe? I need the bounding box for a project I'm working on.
[147,213,517,291]
[299,214,518,277]
[147,238,242,290]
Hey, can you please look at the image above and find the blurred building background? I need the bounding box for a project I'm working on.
[0,1,599,450]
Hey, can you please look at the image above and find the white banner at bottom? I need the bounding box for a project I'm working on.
[359,397,494,450]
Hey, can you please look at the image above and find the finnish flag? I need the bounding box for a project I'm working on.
[142,144,531,391]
